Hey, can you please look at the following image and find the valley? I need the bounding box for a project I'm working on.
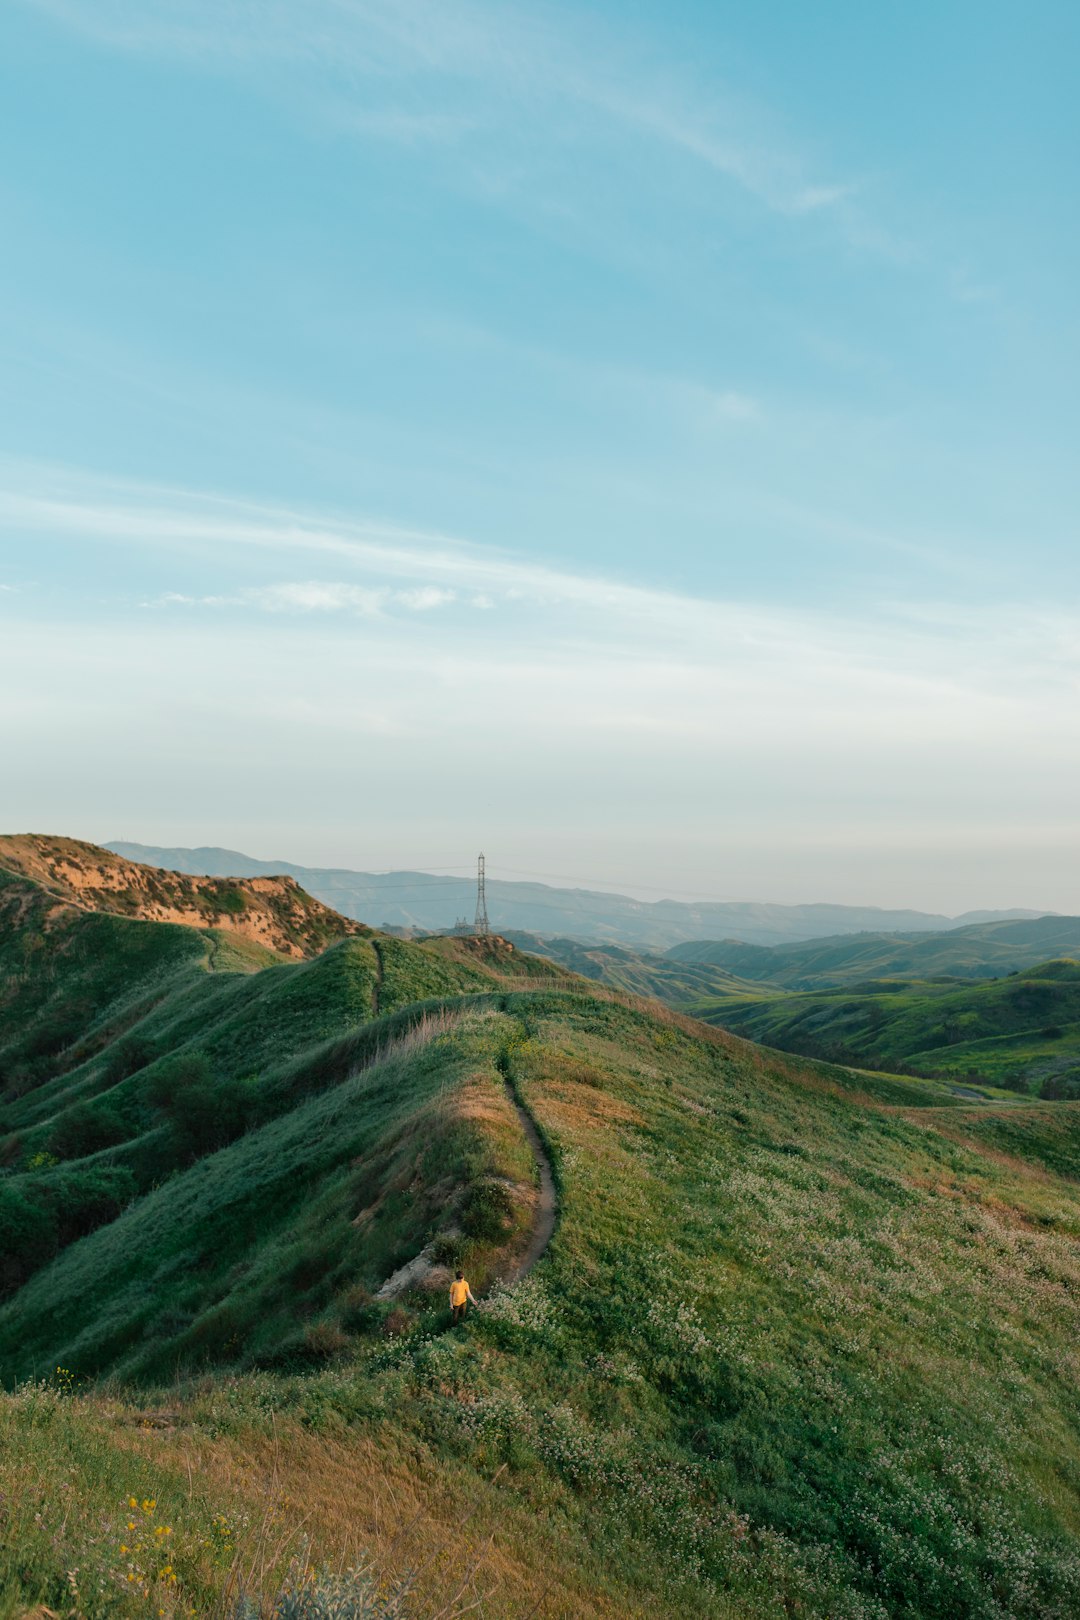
[511,920,1080,1100]
[692,962,1080,1100]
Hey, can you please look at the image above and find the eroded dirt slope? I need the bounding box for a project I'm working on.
[0,833,365,960]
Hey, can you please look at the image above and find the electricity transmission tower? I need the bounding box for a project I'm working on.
[474,852,489,936]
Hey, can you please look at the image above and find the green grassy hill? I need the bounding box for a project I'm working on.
[0,862,568,1306]
[2,862,1080,1619]
[502,929,760,1001]
[694,960,1080,1097]
[669,913,1080,989]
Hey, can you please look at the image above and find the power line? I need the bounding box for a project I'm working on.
[317,876,742,911]
[482,865,748,903]
[474,852,489,936]
[331,861,748,906]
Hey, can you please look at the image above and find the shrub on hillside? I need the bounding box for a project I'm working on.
[0,1062,36,1100]
[0,1184,56,1293]
[1041,1070,1080,1100]
[460,1176,514,1242]
[338,1285,377,1334]
[47,1100,129,1160]
[5,1002,93,1089]
[212,886,249,916]
[45,1164,138,1245]
[20,1004,91,1064]
[102,1032,159,1084]
[149,1052,253,1158]
[302,1320,350,1360]
[429,1232,463,1266]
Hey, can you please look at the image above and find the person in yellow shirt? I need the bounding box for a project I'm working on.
[449,1271,477,1324]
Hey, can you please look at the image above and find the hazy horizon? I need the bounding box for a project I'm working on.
[81,834,1072,919]
[3,3,1077,915]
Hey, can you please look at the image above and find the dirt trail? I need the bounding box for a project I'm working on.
[376,1076,557,1301]
[370,938,385,1018]
[501,1083,557,1285]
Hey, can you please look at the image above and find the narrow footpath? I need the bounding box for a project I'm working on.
[376,1071,557,1300]
[501,1084,557,1285]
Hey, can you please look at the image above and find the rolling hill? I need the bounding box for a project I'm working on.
[695,961,1080,1098]
[0,853,568,1316]
[2,845,1080,1619]
[669,913,1080,989]
[1,833,362,960]
[501,930,762,1001]
[106,840,1044,947]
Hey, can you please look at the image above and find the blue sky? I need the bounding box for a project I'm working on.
[2,1,1078,910]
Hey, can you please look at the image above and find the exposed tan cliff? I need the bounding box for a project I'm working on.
[0,833,366,960]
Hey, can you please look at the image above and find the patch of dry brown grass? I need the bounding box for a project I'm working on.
[121,1419,646,1620]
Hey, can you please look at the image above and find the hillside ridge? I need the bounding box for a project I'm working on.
[670,913,1080,987]
[0,833,365,960]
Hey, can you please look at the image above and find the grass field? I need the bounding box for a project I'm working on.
[693,961,1080,1097]
[3,855,1080,1618]
[669,914,1080,989]
[503,930,761,1002]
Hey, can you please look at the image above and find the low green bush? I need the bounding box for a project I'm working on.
[0,1186,55,1293]
[47,1100,129,1160]
[149,1052,253,1159]
[460,1177,514,1242]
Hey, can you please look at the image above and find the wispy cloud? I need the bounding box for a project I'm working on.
[153,581,462,615]
[1,472,738,629]
[24,0,859,226]
[5,463,1079,907]
[328,108,478,146]
[5,466,1079,709]
[790,183,858,216]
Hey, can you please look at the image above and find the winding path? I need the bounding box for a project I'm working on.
[501,1083,557,1285]
[376,1071,557,1300]
[370,937,385,1018]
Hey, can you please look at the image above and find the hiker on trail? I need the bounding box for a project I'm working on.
[450,1270,477,1324]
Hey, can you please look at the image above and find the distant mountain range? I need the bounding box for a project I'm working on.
[106,842,1048,948]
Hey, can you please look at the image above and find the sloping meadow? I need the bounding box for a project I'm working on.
[699,962,1080,1096]
[3,989,1079,1618]
[0,1004,538,1381]
[0,876,561,1307]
